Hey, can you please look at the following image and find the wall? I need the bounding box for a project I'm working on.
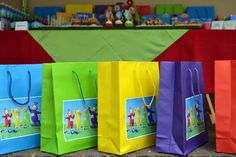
[1,0,236,18]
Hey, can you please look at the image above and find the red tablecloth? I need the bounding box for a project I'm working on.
[155,30,236,93]
[1,30,236,93]
[0,31,53,64]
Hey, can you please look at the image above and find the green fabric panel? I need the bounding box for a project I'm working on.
[29,30,187,62]
[155,4,184,14]
[43,62,97,155]
[41,64,58,154]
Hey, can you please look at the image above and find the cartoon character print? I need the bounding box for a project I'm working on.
[128,107,135,127]
[83,108,90,128]
[195,103,202,125]
[146,106,156,126]
[89,106,97,128]
[134,107,141,127]
[2,108,12,127]
[22,107,31,127]
[28,103,41,126]
[74,110,82,129]
[141,105,148,126]
[12,108,20,127]
[66,110,74,128]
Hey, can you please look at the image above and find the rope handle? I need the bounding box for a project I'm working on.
[7,70,31,106]
[72,70,97,107]
[188,68,201,96]
[135,68,156,107]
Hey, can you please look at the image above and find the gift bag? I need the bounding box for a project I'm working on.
[41,62,97,155]
[155,4,184,14]
[215,61,236,154]
[98,62,159,155]
[156,62,208,155]
[0,64,42,155]
[187,6,215,22]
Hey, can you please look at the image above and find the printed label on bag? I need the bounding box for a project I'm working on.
[63,98,97,142]
[186,94,205,140]
[126,96,157,140]
[0,96,41,140]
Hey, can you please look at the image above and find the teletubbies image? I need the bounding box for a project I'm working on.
[186,95,205,140]
[28,102,41,126]
[63,99,98,141]
[66,110,74,129]
[0,97,41,140]
[89,106,97,128]
[12,108,20,128]
[2,108,12,127]
[126,97,157,139]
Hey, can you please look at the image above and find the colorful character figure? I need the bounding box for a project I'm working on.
[187,109,192,128]
[74,110,82,129]
[113,4,123,26]
[128,107,135,127]
[2,108,12,127]
[12,108,20,127]
[83,108,90,128]
[28,103,41,126]
[195,103,202,125]
[66,110,74,128]
[141,105,148,126]
[104,6,114,27]
[89,106,98,128]
[22,107,31,127]
[134,107,141,127]
[146,106,156,125]
[123,9,133,27]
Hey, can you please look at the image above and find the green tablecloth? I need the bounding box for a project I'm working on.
[30,30,187,62]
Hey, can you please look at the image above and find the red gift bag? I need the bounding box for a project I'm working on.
[215,60,236,154]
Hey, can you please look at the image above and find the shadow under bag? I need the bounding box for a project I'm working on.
[156,62,208,155]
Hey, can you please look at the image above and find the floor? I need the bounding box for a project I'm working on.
[2,123,236,157]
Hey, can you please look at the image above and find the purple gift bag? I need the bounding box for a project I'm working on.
[156,62,208,155]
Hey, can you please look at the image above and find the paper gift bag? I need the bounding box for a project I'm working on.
[155,4,184,14]
[215,61,236,154]
[98,62,159,155]
[0,64,42,155]
[156,62,208,155]
[41,62,97,155]
[187,6,215,22]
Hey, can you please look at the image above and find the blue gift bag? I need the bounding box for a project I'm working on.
[187,6,215,22]
[0,64,42,155]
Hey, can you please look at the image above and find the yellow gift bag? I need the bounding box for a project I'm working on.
[98,62,159,155]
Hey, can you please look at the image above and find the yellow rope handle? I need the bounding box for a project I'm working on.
[135,68,156,107]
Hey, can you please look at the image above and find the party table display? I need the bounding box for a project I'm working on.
[0,2,29,30]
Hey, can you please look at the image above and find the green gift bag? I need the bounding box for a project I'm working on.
[155,4,184,14]
[41,63,98,155]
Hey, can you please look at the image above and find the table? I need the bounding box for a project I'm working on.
[1,30,236,92]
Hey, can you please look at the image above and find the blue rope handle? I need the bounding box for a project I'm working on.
[72,71,86,106]
[7,70,31,106]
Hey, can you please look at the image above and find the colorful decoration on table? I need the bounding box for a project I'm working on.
[104,6,114,28]
[31,20,43,28]
[140,15,167,27]
[124,0,140,25]
[113,4,123,27]
[72,13,100,26]
[123,9,133,27]
[187,6,215,23]
[172,14,190,26]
